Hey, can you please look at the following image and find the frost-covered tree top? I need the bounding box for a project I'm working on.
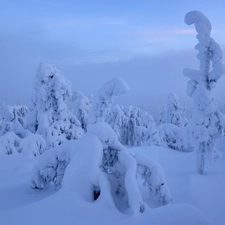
[184,11,225,92]
[185,11,211,37]
[98,77,129,101]
[89,77,129,123]
[34,63,72,112]
[28,63,82,149]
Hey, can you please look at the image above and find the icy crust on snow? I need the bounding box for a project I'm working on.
[89,77,129,123]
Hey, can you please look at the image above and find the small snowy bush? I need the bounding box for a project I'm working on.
[0,104,46,156]
[159,123,188,151]
[30,140,78,189]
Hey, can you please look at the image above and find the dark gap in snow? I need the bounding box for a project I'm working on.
[93,186,101,200]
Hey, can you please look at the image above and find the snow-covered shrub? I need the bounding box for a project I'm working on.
[27,63,83,149]
[89,77,129,123]
[183,11,225,174]
[0,103,46,156]
[135,154,172,204]
[19,133,46,157]
[159,123,188,151]
[30,140,77,189]
[0,131,21,155]
[0,104,28,137]
[32,122,171,213]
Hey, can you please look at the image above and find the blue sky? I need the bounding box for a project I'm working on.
[0,0,225,108]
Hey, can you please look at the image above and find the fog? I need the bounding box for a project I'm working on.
[0,44,225,111]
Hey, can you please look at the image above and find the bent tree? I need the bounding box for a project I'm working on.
[183,11,225,174]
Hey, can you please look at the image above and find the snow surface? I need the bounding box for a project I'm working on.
[1,141,225,225]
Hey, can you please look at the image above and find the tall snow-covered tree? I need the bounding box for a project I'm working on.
[89,77,129,123]
[27,63,83,149]
[183,11,225,174]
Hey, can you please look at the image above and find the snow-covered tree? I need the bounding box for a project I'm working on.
[31,122,171,213]
[106,104,128,144]
[165,92,186,127]
[89,77,129,123]
[68,90,92,131]
[141,111,161,146]
[183,11,225,174]
[107,105,160,147]
[124,106,142,146]
[0,104,46,156]
[0,103,28,137]
[27,63,83,149]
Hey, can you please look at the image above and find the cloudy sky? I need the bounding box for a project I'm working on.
[0,0,225,110]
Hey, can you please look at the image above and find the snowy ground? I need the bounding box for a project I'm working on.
[0,141,225,225]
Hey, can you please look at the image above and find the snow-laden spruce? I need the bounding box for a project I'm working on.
[165,92,187,127]
[27,63,83,149]
[0,104,46,156]
[183,11,225,174]
[30,122,171,213]
[67,90,92,131]
[106,104,161,147]
[89,77,129,123]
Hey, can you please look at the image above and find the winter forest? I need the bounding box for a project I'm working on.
[1,8,225,225]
